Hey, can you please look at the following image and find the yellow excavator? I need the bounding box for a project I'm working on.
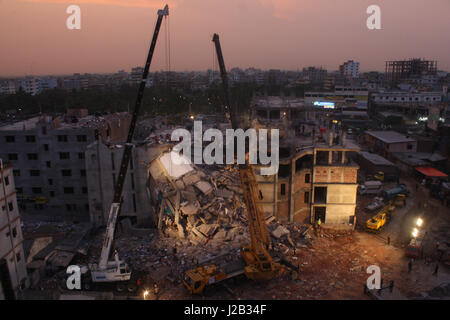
[182,34,282,294]
[366,201,395,232]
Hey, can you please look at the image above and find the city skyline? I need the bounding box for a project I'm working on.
[1,0,450,77]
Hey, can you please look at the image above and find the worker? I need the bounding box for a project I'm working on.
[153,283,159,295]
[408,259,413,273]
[387,236,391,246]
[433,264,439,276]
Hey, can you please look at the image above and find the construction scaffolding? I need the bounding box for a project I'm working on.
[385,58,437,84]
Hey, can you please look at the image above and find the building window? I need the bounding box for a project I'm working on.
[27,153,38,160]
[8,153,18,161]
[59,152,70,160]
[16,252,21,262]
[5,136,15,143]
[50,191,55,197]
[44,144,49,151]
[26,135,36,142]
[57,135,68,142]
[82,187,88,194]
[32,187,42,194]
[4,176,9,186]
[80,169,86,177]
[304,191,310,203]
[13,170,20,177]
[8,202,14,211]
[407,144,413,150]
[305,173,311,183]
[62,169,72,177]
[314,187,327,204]
[46,161,51,168]
[48,179,53,185]
[280,184,286,195]
[30,170,40,176]
[64,187,74,194]
[77,135,87,142]
[78,152,85,160]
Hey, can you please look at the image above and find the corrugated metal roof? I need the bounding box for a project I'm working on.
[366,131,416,144]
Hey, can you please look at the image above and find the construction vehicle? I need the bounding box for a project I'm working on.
[365,200,396,232]
[182,33,282,294]
[394,194,406,208]
[81,5,169,292]
[381,184,409,200]
[370,171,399,182]
[366,212,387,233]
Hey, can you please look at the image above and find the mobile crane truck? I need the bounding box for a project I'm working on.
[80,5,169,293]
[182,34,286,294]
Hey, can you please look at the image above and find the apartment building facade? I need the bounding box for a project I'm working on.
[0,161,28,300]
[0,112,130,220]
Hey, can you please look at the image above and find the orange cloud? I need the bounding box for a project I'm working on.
[258,0,309,19]
[20,0,173,8]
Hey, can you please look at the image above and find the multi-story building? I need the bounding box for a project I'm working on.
[0,111,131,220]
[254,131,360,230]
[339,60,360,78]
[302,66,328,84]
[130,67,144,85]
[0,80,17,95]
[85,141,166,227]
[0,161,28,300]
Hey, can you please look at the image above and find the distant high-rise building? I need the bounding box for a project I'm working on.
[302,67,327,83]
[339,60,360,78]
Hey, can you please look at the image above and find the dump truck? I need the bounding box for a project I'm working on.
[381,184,409,200]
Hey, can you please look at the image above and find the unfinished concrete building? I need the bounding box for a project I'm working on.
[253,129,359,229]
[85,141,169,227]
[0,161,29,300]
[385,58,437,85]
[0,111,131,220]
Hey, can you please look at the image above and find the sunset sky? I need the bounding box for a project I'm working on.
[1,0,449,77]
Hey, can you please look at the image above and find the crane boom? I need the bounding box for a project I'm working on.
[212,33,281,280]
[98,4,169,271]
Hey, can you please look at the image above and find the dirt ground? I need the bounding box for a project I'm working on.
[151,176,450,300]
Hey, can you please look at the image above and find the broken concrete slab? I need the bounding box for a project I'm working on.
[195,180,213,195]
[183,173,201,186]
[272,225,290,239]
[216,188,233,199]
[180,201,201,215]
